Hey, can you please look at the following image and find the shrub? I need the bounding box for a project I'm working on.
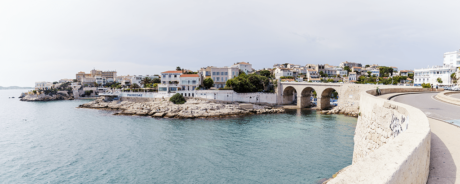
[170,93,186,104]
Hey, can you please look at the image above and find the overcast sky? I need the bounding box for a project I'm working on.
[1,0,459,87]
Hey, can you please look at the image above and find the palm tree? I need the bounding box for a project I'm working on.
[140,77,152,87]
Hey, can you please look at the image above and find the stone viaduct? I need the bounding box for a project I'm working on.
[277,82,342,110]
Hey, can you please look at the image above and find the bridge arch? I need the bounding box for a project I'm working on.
[318,87,340,110]
[282,86,297,105]
[298,87,315,108]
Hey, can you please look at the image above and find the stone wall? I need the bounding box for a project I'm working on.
[327,88,431,184]
[435,91,460,106]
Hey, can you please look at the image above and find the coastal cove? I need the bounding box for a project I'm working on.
[1,90,357,183]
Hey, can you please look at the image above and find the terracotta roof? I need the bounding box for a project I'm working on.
[237,62,250,65]
[281,79,295,82]
[180,74,199,78]
[162,70,183,74]
[307,69,316,71]
[400,70,409,72]
[352,67,362,69]
[391,66,398,68]
[310,78,321,80]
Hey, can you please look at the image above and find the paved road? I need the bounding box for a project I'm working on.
[393,93,460,184]
[393,93,460,125]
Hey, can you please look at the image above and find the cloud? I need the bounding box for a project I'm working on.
[1,0,459,86]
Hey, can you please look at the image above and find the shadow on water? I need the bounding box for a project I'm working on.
[428,133,457,183]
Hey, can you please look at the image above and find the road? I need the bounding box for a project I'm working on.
[393,93,460,125]
[393,93,460,184]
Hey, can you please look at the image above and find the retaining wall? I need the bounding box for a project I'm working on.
[327,89,431,184]
[435,91,460,106]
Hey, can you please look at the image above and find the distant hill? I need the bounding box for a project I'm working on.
[0,86,34,90]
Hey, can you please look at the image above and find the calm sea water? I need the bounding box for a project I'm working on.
[0,90,356,184]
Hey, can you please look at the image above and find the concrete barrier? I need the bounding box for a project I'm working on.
[435,91,460,106]
[326,89,431,184]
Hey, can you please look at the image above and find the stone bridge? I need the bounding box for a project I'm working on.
[278,82,342,110]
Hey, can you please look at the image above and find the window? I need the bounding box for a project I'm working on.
[232,72,234,76]
[217,77,220,81]
[225,77,227,81]
[225,72,228,75]
[213,77,215,81]
[221,72,224,75]
[212,72,215,75]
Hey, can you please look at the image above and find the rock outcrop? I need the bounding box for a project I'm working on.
[320,106,359,117]
[78,98,285,119]
[20,93,74,101]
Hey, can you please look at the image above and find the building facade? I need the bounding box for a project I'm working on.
[232,62,253,74]
[178,74,201,97]
[200,66,239,88]
[159,71,183,93]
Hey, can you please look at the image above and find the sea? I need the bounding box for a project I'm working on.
[0,90,356,184]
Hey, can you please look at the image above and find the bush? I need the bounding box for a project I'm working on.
[170,93,186,104]
[421,83,431,88]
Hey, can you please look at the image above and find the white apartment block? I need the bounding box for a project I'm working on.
[232,62,253,74]
[178,74,201,97]
[200,66,239,88]
[159,71,183,93]
[340,61,362,68]
[336,68,348,77]
[115,75,134,86]
[35,81,53,90]
[443,50,460,67]
[132,75,160,87]
[370,69,380,77]
[414,50,459,86]
[274,68,293,79]
[348,72,357,82]
[414,65,456,86]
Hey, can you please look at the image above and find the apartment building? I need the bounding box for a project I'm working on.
[178,74,201,97]
[274,68,293,79]
[444,50,460,67]
[340,61,362,68]
[115,75,134,86]
[200,66,239,88]
[414,50,460,87]
[159,71,184,93]
[370,69,380,77]
[76,69,117,84]
[399,70,413,77]
[306,69,320,82]
[348,72,357,82]
[35,81,53,90]
[232,62,253,74]
[336,68,348,77]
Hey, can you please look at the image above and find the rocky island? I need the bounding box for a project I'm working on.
[20,92,74,101]
[79,97,285,119]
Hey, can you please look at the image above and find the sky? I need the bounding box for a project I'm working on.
[1,0,460,87]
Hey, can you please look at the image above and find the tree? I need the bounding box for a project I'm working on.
[344,66,351,73]
[367,71,371,77]
[131,83,140,89]
[327,79,334,83]
[451,73,457,80]
[152,78,161,83]
[73,79,77,82]
[176,66,181,71]
[140,77,152,87]
[365,65,370,68]
[203,78,214,89]
[408,73,414,79]
[226,73,269,93]
[260,70,271,77]
[437,77,443,84]
[170,93,186,104]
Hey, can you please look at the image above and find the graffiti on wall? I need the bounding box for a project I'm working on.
[389,114,409,138]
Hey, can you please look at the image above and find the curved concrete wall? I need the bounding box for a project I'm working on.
[435,91,460,106]
[327,89,431,184]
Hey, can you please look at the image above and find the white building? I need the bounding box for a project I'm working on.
[59,79,73,83]
[35,81,53,90]
[159,71,183,93]
[336,68,348,77]
[370,69,380,77]
[414,65,456,87]
[178,74,201,97]
[443,50,460,67]
[274,68,293,79]
[232,62,253,74]
[132,75,160,87]
[348,72,357,82]
[414,50,459,87]
[340,61,362,68]
[200,66,239,88]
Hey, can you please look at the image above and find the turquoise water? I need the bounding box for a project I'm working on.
[0,90,356,184]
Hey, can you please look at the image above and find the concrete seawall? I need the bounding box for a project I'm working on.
[327,88,431,183]
[435,91,460,106]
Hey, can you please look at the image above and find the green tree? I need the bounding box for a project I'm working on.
[203,78,214,89]
[344,66,351,73]
[152,78,161,83]
[176,66,181,71]
[367,71,371,77]
[170,93,186,104]
[365,65,370,68]
[260,70,271,77]
[408,73,414,79]
[437,77,443,84]
[327,79,334,83]
[226,73,269,93]
[131,83,140,89]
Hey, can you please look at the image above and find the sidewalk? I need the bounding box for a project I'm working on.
[428,118,460,184]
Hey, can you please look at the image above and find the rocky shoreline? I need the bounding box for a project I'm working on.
[319,106,359,117]
[78,97,285,119]
[20,93,74,101]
